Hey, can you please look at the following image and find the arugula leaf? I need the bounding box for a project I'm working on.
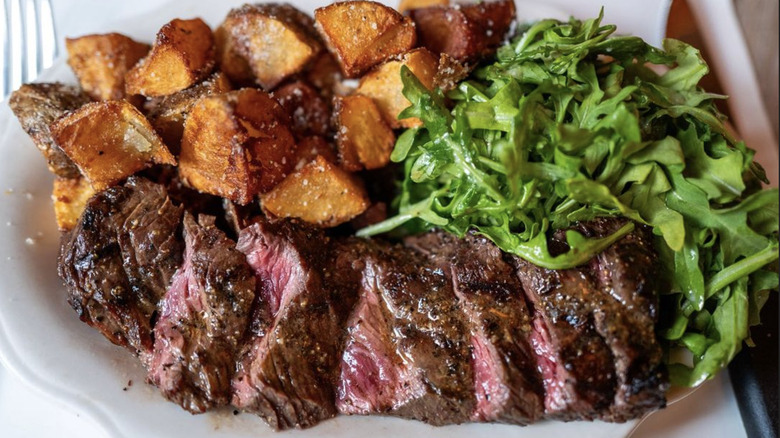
[360,13,779,386]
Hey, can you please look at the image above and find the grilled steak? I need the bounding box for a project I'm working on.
[9,83,90,177]
[58,177,183,357]
[406,231,545,424]
[337,241,476,425]
[231,219,360,430]
[511,218,667,421]
[147,213,255,413]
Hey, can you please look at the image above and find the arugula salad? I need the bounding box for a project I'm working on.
[359,12,779,387]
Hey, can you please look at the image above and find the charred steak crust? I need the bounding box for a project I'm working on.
[232,219,360,430]
[510,218,667,421]
[58,177,184,357]
[148,213,255,413]
[338,241,476,425]
[406,231,545,425]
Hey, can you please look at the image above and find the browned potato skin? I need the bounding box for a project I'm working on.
[51,100,176,191]
[214,24,255,86]
[294,135,338,169]
[272,81,331,138]
[409,0,516,62]
[261,155,369,227]
[334,95,395,171]
[314,1,416,78]
[178,88,296,205]
[218,3,322,90]
[356,48,438,128]
[305,52,343,98]
[397,0,449,13]
[52,176,96,231]
[8,83,90,178]
[66,33,150,102]
[145,72,232,152]
[125,18,215,97]
[434,52,472,92]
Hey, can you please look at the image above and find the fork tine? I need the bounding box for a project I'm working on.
[39,0,55,67]
[16,0,26,84]
[3,0,12,96]
[33,0,42,75]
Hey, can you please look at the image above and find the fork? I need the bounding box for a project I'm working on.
[1,0,57,98]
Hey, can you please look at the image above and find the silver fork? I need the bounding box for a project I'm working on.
[1,0,57,98]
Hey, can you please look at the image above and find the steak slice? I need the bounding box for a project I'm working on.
[575,219,668,421]
[147,213,255,413]
[231,219,359,430]
[406,231,544,424]
[337,241,475,425]
[58,177,183,357]
[511,218,666,421]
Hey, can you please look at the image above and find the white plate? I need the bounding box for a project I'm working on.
[0,1,734,437]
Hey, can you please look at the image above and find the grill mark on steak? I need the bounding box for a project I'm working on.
[405,231,544,424]
[510,218,667,421]
[231,219,359,430]
[58,177,183,358]
[337,241,476,425]
[147,213,255,413]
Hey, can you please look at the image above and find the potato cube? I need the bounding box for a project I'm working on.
[178,88,296,204]
[294,135,337,169]
[314,1,416,77]
[125,18,215,97]
[8,83,90,178]
[334,95,395,171]
[219,4,322,90]
[409,0,516,62]
[261,155,369,227]
[50,100,176,191]
[397,0,449,14]
[52,176,96,231]
[272,81,331,138]
[305,52,343,98]
[66,33,149,102]
[146,72,232,151]
[356,48,437,128]
[214,24,255,86]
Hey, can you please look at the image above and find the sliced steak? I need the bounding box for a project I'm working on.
[231,219,359,430]
[9,83,90,177]
[510,218,666,421]
[337,241,475,425]
[147,213,255,413]
[575,219,668,421]
[58,177,183,357]
[406,231,544,424]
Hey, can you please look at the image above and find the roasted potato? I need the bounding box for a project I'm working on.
[66,33,149,102]
[294,135,337,169]
[146,72,232,151]
[434,52,472,92]
[356,48,437,128]
[178,88,296,205]
[261,155,369,227]
[8,83,90,178]
[305,52,344,98]
[334,95,395,171]
[409,0,516,62]
[218,4,322,90]
[214,24,255,86]
[52,176,96,231]
[125,18,215,97]
[272,81,331,138]
[314,1,416,77]
[397,0,449,13]
[50,100,176,191]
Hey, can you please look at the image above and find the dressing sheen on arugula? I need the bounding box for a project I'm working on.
[358,13,779,387]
